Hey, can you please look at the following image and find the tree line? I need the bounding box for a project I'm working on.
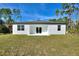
[49,3,79,33]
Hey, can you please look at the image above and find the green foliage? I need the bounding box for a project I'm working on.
[55,3,79,32]
[57,18,65,22]
[13,9,21,22]
[48,18,66,23]
[68,27,75,33]
[0,8,12,22]
[0,8,21,33]
[6,16,15,24]
[13,9,21,15]
[0,8,12,15]
[0,25,10,33]
[63,17,68,24]
[0,8,21,23]
[49,19,57,22]
[75,20,79,32]
[55,9,60,16]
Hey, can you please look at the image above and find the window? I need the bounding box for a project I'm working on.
[17,25,24,31]
[58,25,61,31]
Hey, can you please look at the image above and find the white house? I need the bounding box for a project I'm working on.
[12,21,66,36]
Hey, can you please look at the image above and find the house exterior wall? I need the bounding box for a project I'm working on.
[29,24,48,35]
[12,24,66,35]
[48,24,66,35]
[12,24,30,35]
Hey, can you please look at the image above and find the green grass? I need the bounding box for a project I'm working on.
[0,34,79,56]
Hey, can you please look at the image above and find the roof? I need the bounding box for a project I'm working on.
[13,21,66,24]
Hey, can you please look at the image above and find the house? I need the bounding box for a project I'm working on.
[12,21,66,35]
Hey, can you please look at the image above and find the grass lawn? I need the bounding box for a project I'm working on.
[0,34,79,56]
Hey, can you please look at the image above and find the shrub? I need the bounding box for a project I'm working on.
[68,27,75,33]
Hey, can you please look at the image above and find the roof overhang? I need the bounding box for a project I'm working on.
[13,21,66,24]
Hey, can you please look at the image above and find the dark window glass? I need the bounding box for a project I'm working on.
[58,25,61,31]
[17,25,20,31]
[17,25,24,31]
[39,27,42,33]
[21,25,24,30]
[36,27,38,33]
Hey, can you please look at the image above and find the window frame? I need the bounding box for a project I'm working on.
[17,25,24,31]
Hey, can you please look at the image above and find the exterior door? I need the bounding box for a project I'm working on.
[36,27,42,34]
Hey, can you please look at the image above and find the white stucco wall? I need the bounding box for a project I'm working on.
[12,24,30,35]
[48,24,66,35]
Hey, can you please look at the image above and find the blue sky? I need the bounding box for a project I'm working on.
[0,3,62,22]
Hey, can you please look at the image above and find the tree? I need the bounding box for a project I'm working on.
[56,3,79,32]
[49,19,57,22]
[57,18,64,22]
[55,9,60,18]
[6,16,15,33]
[6,16,15,24]
[61,4,75,29]
[0,8,12,22]
[0,8,21,33]
[63,17,68,24]
[13,9,22,22]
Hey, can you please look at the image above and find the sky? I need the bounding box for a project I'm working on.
[0,3,62,22]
